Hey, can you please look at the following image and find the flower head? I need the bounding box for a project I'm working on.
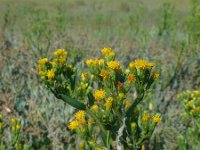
[107,61,122,72]
[142,113,150,123]
[101,48,115,57]
[91,104,99,111]
[100,70,109,79]
[127,74,136,83]
[129,59,155,70]
[125,100,131,109]
[94,89,106,101]
[104,97,113,109]
[81,72,88,81]
[152,114,161,124]
[47,69,55,79]
[88,118,94,125]
[118,92,125,100]
[38,58,48,65]
[75,111,86,121]
[152,72,159,80]
[53,49,68,58]
[68,120,79,130]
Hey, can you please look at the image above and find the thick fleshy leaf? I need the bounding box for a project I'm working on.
[87,92,94,106]
[59,94,86,110]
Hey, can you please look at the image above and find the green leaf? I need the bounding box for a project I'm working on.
[87,92,94,107]
[126,93,144,118]
[59,94,86,110]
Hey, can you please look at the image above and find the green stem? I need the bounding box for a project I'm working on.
[86,109,108,147]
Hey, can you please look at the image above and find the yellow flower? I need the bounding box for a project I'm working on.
[88,140,95,147]
[107,61,122,72]
[130,59,155,70]
[11,118,16,124]
[98,59,105,66]
[141,145,145,150]
[78,120,85,126]
[152,114,161,124]
[79,82,88,90]
[47,69,55,79]
[81,72,88,81]
[118,93,125,100]
[53,49,68,58]
[96,148,103,150]
[16,125,21,131]
[68,120,79,130]
[79,142,84,149]
[88,118,94,125]
[39,71,46,79]
[94,90,106,101]
[91,104,99,111]
[125,100,131,109]
[101,47,114,57]
[142,113,150,123]
[38,58,48,65]
[67,64,72,68]
[12,126,16,132]
[50,60,56,67]
[186,101,193,108]
[75,111,86,121]
[195,106,200,112]
[104,97,113,109]
[125,69,130,74]
[117,81,123,89]
[131,122,137,129]
[129,62,135,70]
[152,72,159,80]
[134,59,147,70]
[127,74,136,83]
[100,70,109,79]
[86,59,93,66]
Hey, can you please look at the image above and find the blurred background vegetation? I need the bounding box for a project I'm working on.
[0,0,199,149]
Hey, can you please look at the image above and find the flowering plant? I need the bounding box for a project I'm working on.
[37,48,161,149]
[177,90,200,149]
[0,115,29,150]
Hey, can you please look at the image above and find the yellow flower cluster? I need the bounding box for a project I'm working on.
[52,49,68,65]
[152,72,160,80]
[104,97,113,109]
[86,58,104,67]
[129,59,155,70]
[37,49,69,81]
[38,58,48,66]
[142,113,150,123]
[107,61,122,72]
[127,74,136,83]
[53,49,68,58]
[75,111,86,121]
[81,72,88,81]
[94,89,106,101]
[37,58,48,79]
[125,100,131,109]
[100,70,109,79]
[152,114,161,124]
[178,90,200,117]
[47,69,55,79]
[68,120,79,130]
[91,104,99,111]
[118,92,125,100]
[11,118,21,133]
[101,47,115,57]
[68,111,87,130]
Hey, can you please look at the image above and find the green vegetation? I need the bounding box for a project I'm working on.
[0,0,199,149]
